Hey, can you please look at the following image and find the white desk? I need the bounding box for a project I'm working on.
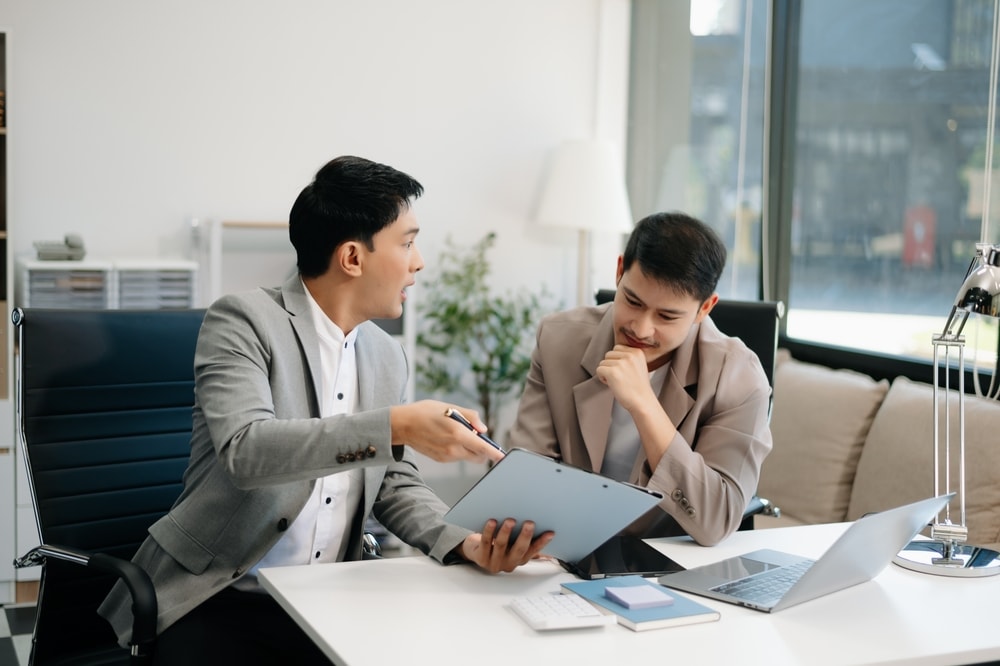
[260,523,1000,666]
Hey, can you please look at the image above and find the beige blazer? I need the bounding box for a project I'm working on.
[507,303,772,546]
[100,275,470,644]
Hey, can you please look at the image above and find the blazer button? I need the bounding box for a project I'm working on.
[337,454,347,464]
[356,449,366,461]
[277,518,289,532]
[671,489,684,501]
[366,445,377,458]
[345,452,356,462]
[232,568,244,579]
[686,507,697,517]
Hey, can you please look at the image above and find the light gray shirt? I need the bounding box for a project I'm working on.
[601,366,668,481]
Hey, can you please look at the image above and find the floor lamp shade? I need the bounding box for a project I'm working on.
[535,140,633,305]
[535,140,633,233]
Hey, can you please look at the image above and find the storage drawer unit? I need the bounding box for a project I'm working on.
[16,259,198,309]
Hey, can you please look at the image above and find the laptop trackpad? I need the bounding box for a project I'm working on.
[673,549,806,586]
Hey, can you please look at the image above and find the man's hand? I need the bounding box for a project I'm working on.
[596,344,676,469]
[595,344,656,412]
[459,518,555,574]
[390,400,504,464]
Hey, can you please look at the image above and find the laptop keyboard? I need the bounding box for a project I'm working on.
[711,559,814,605]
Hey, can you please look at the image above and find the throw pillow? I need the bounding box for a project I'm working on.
[759,352,889,524]
[848,376,1000,549]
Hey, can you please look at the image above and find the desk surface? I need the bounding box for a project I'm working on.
[260,523,1000,666]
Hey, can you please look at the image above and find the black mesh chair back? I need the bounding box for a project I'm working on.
[13,307,205,665]
[703,299,784,391]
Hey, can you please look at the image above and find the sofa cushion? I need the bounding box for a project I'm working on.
[757,351,889,524]
[848,376,1000,549]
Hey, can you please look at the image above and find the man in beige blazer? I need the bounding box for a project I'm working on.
[508,212,772,547]
[100,156,552,665]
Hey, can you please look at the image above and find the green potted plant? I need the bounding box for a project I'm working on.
[416,232,555,441]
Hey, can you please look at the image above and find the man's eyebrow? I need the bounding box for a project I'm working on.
[403,226,420,237]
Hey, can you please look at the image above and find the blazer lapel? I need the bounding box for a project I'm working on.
[574,308,617,472]
[353,323,401,512]
[660,324,700,433]
[354,324,396,410]
[282,275,325,413]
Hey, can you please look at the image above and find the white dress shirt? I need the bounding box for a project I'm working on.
[236,283,364,590]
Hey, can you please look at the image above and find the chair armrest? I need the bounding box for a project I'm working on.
[362,532,383,560]
[738,495,782,531]
[744,495,781,518]
[743,495,766,518]
[15,544,158,658]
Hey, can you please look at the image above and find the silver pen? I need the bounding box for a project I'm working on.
[444,408,506,454]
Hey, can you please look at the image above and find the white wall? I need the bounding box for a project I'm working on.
[1,0,630,303]
[0,0,633,584]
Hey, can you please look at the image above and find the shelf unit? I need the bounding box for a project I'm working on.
[16,259,113,308]
[113,260,199,309]
[1,29,14,604]
[204,219,290,303]
[16,258,198,309]
[1,32,8,397]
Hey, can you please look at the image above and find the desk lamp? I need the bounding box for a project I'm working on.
[893,243,1000,577]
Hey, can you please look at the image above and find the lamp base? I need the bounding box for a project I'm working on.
[893,540,1000,577]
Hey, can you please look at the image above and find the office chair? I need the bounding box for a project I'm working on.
[594,289,783,530]
[11,307,206,665]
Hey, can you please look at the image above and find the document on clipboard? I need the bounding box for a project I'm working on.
[443,448,663,563]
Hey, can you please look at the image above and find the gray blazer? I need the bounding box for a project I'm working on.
[100,275,470,644]
[507,303,773,546]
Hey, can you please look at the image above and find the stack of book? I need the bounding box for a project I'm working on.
[561,575,720,632]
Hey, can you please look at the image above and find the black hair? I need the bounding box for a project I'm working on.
[288,155,424,277]
[621,211,727,302]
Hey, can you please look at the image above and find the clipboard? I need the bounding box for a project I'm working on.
[443,448,663,563]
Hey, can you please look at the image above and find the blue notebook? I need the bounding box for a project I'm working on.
[561,575,720,632]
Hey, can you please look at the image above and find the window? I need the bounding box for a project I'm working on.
[787,0,998,363]
[627,0,768,301]
[628,0,1000,367]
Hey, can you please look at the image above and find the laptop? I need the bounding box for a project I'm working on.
[658,493,953,612]
[444,448,663,563]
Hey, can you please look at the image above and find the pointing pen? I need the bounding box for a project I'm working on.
[444,408,506,454]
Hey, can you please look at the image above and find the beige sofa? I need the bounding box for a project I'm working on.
[755,349,1000,550]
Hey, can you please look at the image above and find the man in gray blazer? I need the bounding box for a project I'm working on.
[508,212,772,548]
[100,156,553,665]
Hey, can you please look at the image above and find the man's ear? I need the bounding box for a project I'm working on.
[336,241,364,277]
[614,255,624,284]
[695,293,719,323]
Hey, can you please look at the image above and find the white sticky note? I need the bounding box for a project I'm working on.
[604,584,675,609]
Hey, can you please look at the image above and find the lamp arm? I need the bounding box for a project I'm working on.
[939,306,969,340]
